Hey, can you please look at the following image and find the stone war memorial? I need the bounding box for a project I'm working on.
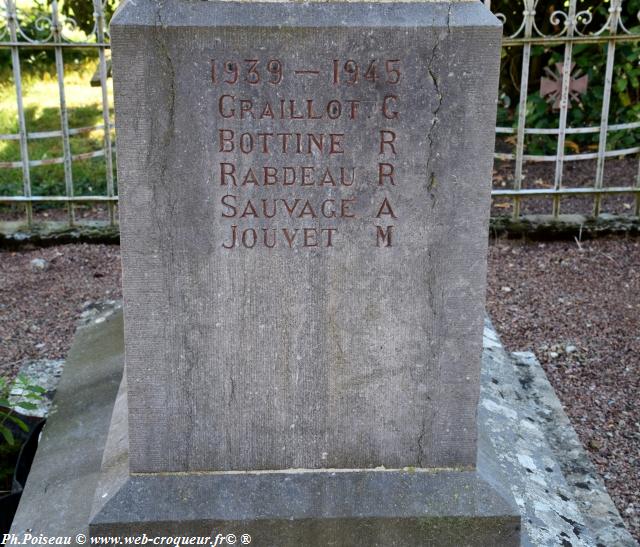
[95,0,520,542]
[13,0,528,544]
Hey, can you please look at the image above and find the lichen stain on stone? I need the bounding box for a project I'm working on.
[482,399,518,421]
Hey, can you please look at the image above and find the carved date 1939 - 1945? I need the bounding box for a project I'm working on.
[211,59,402,87]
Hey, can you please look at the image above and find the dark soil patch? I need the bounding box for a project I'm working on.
[0,244,121,379]
[0,440,20,496]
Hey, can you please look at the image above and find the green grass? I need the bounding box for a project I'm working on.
[0,58,115,202]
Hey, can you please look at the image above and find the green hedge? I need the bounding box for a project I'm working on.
[495,0,640,154]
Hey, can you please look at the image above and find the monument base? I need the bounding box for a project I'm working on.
[91,472,519,545]
[88,369,519,545]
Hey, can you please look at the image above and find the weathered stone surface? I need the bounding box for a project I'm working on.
[9,307,123,542]
[508,350,637,547]
[91,469,520,546]
[0,220,120,249]
[89,358,519,545]
[111,0,502,474]
[479,322,637,547]
[490,213,640,240]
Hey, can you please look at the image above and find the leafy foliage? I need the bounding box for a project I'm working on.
[0,375,45,446]
[58,0,118,36]
[495,0,640,154]
[0,0,104,77]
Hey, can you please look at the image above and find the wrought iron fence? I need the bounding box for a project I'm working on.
[487,0,640,219]
[0,0,114,227]
[0,0,638,230]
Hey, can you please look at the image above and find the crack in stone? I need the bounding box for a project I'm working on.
[152,2,178,262]
[421,9,457,447]
[152,0,186,466]
[229,375,236,407]
[426,3,452,205]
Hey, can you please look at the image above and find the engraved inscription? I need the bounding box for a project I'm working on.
[212,58,402,250]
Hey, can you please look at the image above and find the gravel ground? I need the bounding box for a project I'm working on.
[0,244,122,378]
[487,236,640,540]
[491,156,639,217]
[0,240,638,540]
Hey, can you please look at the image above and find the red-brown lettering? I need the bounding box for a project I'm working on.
[219,129,234,152]
[220,163,236,185]
[375,198,397,219]
[382,95,399,120]
[221,194,237,217]
[380,130,397,155]
[376,225,393,247]
[378,163,395,186]
[303,228,318,247]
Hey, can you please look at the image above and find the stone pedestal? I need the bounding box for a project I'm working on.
[95,0,519,543]
[89,378,519,544]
